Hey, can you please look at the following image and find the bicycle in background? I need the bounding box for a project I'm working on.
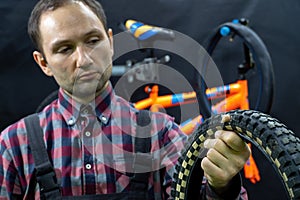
[115,18,300,199]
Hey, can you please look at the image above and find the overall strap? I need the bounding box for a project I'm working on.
[24,111,152,200]
[130,110,152,197]
[135,109,151,154]
[24,114,61,200]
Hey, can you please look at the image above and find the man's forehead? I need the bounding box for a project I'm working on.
[40,1,97,24]
[39,2,103,32]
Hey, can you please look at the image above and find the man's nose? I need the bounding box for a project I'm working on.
[76,46,93,68]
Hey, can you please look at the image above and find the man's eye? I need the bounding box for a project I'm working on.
[57,46,72,54]
[87,37,100,45]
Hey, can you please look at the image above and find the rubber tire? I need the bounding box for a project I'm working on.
[204,22,275,113]
[171,109,300,200]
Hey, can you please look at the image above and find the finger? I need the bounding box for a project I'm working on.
[204,136,250,169]
[204,138,229,159]
[201,157,229,188]
[206,148,242,177]
[206,148,228,168]
[201,156,223,177]
[215,130,248,152]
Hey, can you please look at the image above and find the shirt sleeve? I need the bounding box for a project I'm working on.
[203,174,248,200]
[0,129,22,199]
[0,122,38,199]
[149,113,187,199]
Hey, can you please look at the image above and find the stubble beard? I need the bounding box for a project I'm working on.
[69,65,112,102]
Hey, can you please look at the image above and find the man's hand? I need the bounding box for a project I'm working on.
[201,130,251,192]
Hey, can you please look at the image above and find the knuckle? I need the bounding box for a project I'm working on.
[214,139,223,148]
[201,157,210,169]
[228,168,237,178]
[206,148,216,158]
[224,134,236,145]
[233,157,246,170]
[218,171,229,180]
[237,159,245,169]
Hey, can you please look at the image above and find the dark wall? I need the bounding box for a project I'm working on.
[0,1,58,128]
[1,0,299,134]
[1,1,299,199]
[100,0,300,136]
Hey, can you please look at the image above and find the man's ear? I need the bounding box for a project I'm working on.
[33,51,53,76]
[107,28,114,56]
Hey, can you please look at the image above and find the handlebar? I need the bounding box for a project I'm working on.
[124,19,175,42]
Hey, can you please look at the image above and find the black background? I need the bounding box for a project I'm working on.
[1,1,299,199]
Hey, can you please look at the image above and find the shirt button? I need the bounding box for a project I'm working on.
[83,109,89,114]
[100,116,108,124]
[85,131,91,137]
[85,163,92,170]
[67,117,75,126]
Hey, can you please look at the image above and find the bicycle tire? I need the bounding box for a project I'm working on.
[171,109,300,200]
[205,21,275,113]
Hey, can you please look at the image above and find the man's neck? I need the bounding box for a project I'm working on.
[63,82,109,105]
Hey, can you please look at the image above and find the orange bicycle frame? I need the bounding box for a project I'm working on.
[133,79,261,183]
[134,79,249,135]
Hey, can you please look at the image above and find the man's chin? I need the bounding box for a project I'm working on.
[70,82,107,101]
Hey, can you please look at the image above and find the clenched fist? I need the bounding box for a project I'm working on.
[202,130,251,192]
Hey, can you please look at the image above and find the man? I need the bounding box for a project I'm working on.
[0,0,250,199]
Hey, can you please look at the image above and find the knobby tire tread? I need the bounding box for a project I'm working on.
[171,109,300,200]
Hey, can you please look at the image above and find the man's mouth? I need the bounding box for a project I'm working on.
[78,71,99,81]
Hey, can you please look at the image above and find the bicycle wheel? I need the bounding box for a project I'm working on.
[204,19,275,113]
[171,109,300,200]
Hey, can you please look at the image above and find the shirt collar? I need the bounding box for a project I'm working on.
[57,82,114,126]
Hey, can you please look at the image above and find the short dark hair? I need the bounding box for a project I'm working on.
[28,0,107,52]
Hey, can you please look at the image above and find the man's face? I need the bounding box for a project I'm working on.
[35,2,113,101]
